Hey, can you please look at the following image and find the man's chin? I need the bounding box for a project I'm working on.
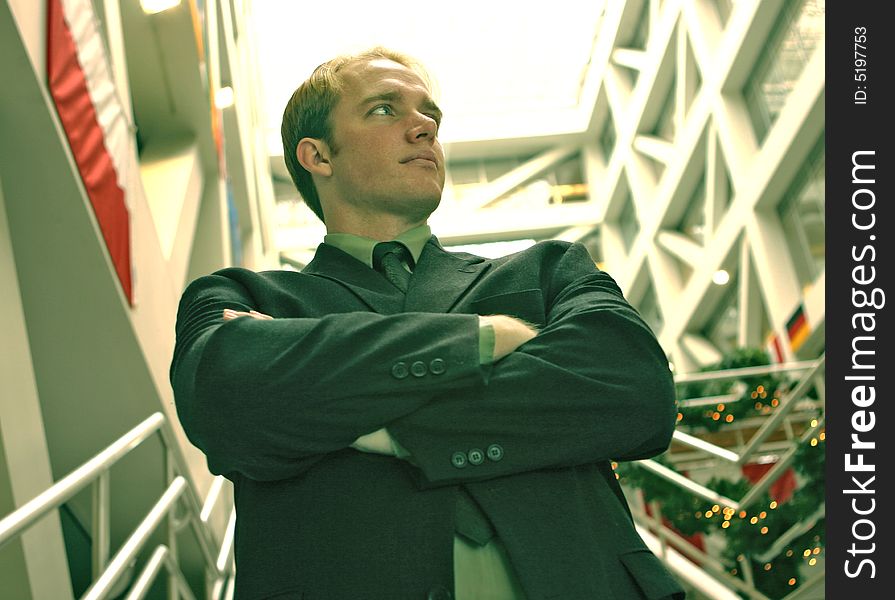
[392,193,441,223]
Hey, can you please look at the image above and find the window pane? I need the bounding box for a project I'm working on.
[743,0,825,142]
[779,137,825,284]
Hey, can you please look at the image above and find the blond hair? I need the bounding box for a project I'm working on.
[280,47,432,222]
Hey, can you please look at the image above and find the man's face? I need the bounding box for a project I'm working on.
[323,59,445,223]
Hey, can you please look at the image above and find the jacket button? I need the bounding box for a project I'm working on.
[427,585,452,600]
[451,452,468,468]
[487,444,504,462]
[391,362,409,379]
[468,448,484,465]
[429,358,446,375]
[411,360,427,377]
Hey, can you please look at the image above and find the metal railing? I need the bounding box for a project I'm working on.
[637,355,825,511]
[0,412,235,600]
[628,355,826,600]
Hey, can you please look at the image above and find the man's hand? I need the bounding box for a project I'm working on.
[222,309,273,321]
[479,314,538,361]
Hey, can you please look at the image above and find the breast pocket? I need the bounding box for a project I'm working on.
[468,288,547,328]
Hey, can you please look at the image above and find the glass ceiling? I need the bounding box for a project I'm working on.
[250,0,606,156]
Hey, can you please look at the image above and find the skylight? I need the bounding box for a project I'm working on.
[250,0,606,155]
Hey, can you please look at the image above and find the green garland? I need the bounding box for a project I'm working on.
[616,348,825,598]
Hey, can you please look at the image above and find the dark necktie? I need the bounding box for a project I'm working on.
[372,241,413,293]
[374,241,495,545]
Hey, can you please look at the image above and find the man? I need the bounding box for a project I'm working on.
[171,47,685,599]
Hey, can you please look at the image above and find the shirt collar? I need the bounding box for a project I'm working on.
[324,224,431,269]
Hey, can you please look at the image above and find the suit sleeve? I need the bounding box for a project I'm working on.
[169,271,484,481]
[386,243,678,486]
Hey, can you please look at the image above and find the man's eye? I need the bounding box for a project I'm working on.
[370,105,394,116]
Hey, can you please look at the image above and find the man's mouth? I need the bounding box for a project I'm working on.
[401,151,438,166]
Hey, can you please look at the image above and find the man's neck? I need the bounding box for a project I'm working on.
[324,213,428,242]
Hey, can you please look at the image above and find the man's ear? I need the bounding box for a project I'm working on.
[296,138,333,177]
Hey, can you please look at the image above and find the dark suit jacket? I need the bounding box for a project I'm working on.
[170,237,685,600]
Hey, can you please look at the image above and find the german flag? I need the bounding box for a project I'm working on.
[786,304,810,352]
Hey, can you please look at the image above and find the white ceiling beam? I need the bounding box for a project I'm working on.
[656,230,703,267]
[611,48,649,72]
[459,145,581,211]
[432,201,602,246]
[633,134,675,165]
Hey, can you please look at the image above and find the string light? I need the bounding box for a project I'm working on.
[620,354,826,594]
[820,431,826,441]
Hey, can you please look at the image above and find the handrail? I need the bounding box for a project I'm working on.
[735,356,825,465]
[0,413,164,547]
[754,503,825,564]
[736,417,824,509]
[636,459,740,509]
[629,354,826,600]
[632,514,772,600]
[211,509,237,600]
[673,360,816,384]
[0,412,234,599]
[83,478,187,600]
[124,545,196,600]
[157,423,225,572]
[671,430,741,463]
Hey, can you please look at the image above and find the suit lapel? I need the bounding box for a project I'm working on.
[301,243,405,314]
[404,237,491,313]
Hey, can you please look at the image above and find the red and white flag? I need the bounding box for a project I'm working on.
[47,0,133,303]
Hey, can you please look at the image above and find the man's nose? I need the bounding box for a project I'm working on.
[406,113,437,142]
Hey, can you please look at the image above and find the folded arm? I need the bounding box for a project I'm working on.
[386,243,678,486]
[170,271,484,481]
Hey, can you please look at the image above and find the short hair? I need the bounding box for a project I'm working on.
[280,47,432,222]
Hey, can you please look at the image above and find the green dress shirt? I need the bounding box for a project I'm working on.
[324,225,527,599]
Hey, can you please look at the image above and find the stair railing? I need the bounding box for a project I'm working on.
[0,412,234,600]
